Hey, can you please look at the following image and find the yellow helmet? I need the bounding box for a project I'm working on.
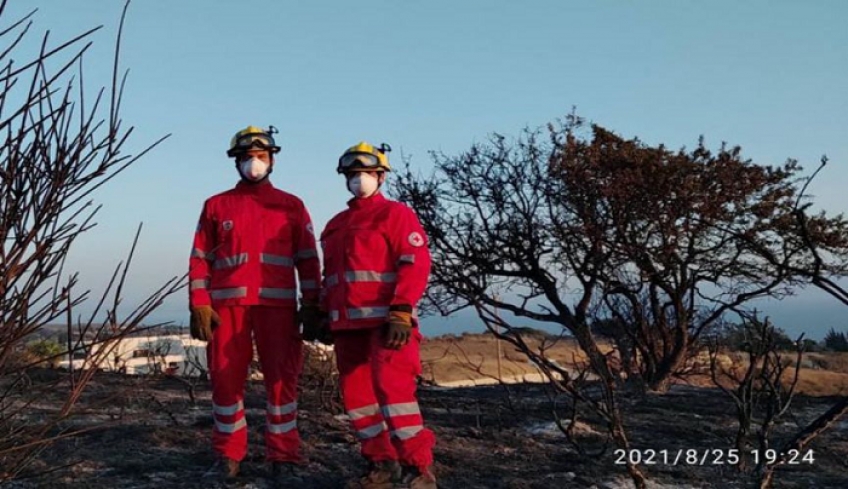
[227,125,281,157]
[337,141,392,173]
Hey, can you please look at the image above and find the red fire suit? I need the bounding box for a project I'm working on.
[320,192,435,471]
[189,180,320,463]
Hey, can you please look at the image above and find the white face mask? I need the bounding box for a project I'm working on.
[347,172,380,198]
[239,157,270,181]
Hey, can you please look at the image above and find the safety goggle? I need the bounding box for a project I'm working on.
[338,152,381,170]
[232,133,277,151]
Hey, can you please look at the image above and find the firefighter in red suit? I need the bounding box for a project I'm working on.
[188,126,321,482]
[308,141,437,489]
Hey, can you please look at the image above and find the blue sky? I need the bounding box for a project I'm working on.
[5,1,847,339]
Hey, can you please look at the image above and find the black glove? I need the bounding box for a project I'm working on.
[190,305,220,342]
[299,302,333,345]
[383,310,413,350]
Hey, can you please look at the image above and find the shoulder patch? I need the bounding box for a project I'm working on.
[222,220,233,231]
[408,232,425,247]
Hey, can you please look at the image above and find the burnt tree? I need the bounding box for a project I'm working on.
[722,159,848,488]
[551,123,848,392]
[0,1,178,481]
[396,116,848,392]
[393,114,848,488]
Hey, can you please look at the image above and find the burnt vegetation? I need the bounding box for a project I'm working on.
[1,1,848,488]
[393,113,848,488]
[0,0,176,482]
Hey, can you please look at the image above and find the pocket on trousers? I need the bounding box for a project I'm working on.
[410,328,423,377]
[378,329,422,376]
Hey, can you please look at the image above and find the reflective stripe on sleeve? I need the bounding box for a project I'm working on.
[190,279,208,291]
[209,287,248,300]
[398,254,416,264]
[300,280,319,290]
[191,248,214,260]
[345,271,397,283]
[325,274,339,287]
[295,249,318,261]
[347,306,389,320]
[261,253,294,267]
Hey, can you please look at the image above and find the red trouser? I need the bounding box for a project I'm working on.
[206,306,303,463]
[334,327,435,471]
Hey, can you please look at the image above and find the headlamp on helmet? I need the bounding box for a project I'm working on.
[227,125,281,157]
[338,141,392,173]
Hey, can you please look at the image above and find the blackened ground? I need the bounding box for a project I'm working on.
[4,371,847,489]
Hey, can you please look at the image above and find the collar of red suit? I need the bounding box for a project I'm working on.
[348,191,386,209]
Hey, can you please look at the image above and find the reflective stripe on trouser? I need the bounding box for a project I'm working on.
[207,305,303,463]
[334,327,435,469]
[212,400,247,438]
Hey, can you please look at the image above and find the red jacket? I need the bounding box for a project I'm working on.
[320,192,431,330]
[189,181,320,308]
